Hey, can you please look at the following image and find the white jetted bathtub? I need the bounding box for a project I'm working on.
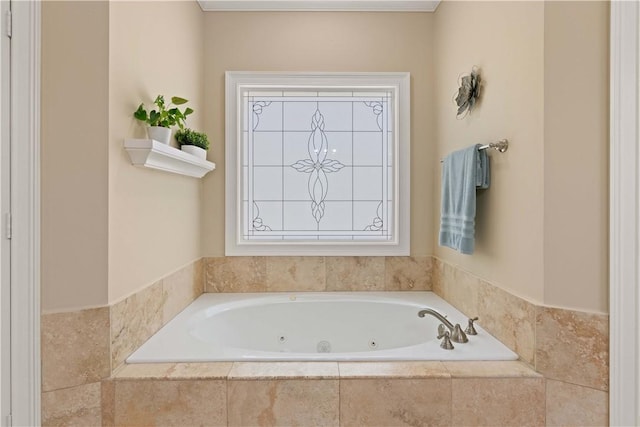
[127,292,518,363]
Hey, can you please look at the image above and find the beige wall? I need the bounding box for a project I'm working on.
[41,1,206,309]
[543,1,608,312]
[433,1,608,313]
[41,1,609,312]
[433,1,546,303]
[108,1,205,303]
[202,12,435,256]
[41,1,110,311]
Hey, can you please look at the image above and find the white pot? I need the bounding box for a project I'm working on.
[181,145,207,160]
[147,126,172,144]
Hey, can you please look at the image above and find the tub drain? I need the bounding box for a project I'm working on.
[369,340,378,349]
[317,340,331,353]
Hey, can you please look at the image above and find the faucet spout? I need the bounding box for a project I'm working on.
[418,308,468,343]
[417,308,455,331]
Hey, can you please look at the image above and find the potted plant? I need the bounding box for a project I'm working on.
[175,128,210,160]
[133,95,193,144]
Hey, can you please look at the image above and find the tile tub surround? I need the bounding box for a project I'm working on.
[41,382,102,427]
[111,259,204,370]
[105,360,543,426]
[432,257,610,421]
[204,256,433,293]
[432,258,536,364]
[41,306,111,392]
[545,379,609,427]
[113,380,227,426]
[41,259,204,425]
[536,305,609,391]
[42,255,610,425]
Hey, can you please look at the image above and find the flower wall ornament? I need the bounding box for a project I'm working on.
[454,66,481,118]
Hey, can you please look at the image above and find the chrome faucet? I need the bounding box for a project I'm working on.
[418,308,468,343]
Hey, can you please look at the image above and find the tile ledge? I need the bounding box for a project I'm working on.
[114,362,233,380]
[110,360,543,381]
[443,360,542,378]
[337,361,450,379]
[227,361,341,380]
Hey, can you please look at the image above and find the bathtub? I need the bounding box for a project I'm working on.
[127,292,518,363]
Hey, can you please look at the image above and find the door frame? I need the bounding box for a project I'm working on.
[7,0,40,425]
[0,0,11,422]
[609,1,639,425]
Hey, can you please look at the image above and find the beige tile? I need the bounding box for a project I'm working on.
[326,256,385,291]
[536,306,609,391]
[546,379,609,426]
[110,280,164,371]
[41,307,110,391]
[384,256,433,291]
[265,256,326,291]
[413,258,537,365]
[205,256,267,292]
[340,378,451,426]
[228,361,339,379]
[449,264,481,316]
[115,363,232,380]
[443,361,541,378]
[101,380,115,427]
[451,377,545,426]
[228,379,339,426]
[168,362,233,379]
[162,260,202,324]
[114,363,179,379]
[431,257,444,296]
[338,361,449,379]
[42,382,102,427]
[431,259,480,319]
[194,257,204,293]
[114,379,226,426]
[477,281,536,364]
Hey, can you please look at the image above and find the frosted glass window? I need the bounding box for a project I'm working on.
[226,73,410,255]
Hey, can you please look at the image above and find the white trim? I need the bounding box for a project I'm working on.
[9,1,40,425]
[0,0,10,423]
[124,139,216,178]
[198,0,440,12]
[609,1,639,425]
[225,72,410,256]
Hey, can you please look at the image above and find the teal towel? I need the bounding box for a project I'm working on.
[439,144,490,254]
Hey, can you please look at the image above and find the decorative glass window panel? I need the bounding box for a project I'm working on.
[225,72,410,255]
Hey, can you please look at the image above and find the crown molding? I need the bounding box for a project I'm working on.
[197,0,440,12]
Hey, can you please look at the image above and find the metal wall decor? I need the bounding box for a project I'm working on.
[455,66,481,118]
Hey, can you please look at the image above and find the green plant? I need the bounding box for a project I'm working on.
[175,128,210,150]
[133,95,193,129]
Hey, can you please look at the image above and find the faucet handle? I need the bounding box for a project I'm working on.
[437,323,446,338]
[437,330,454,350]
[451,324,469,343]
[465,317,479,335]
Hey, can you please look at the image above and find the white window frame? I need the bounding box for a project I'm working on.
[225,72,410,256]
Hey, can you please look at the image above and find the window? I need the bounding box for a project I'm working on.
[225,72,410,255]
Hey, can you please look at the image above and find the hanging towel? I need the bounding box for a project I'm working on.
[439,144,490,254]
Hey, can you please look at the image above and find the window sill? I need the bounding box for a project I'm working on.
[124,139,215,178]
